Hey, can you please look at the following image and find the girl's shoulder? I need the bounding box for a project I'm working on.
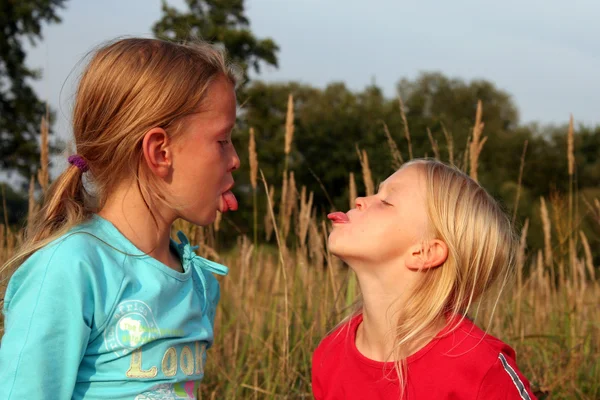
[447,317,515,357]
[443,318,536,399]
[428,316,519,373]
[26,216,128,268]
[5,217,127,305]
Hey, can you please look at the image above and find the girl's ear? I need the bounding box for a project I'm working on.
[142,127,171,178]
[405,239,448,271]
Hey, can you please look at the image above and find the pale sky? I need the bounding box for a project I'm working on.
[26,0,600,147]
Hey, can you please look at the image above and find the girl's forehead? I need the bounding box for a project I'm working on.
[383,165,425,188]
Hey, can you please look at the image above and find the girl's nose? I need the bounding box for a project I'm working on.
[355,197,366,210]
[230,146,240,171]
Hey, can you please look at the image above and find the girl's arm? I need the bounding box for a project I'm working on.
[0,244,94,400]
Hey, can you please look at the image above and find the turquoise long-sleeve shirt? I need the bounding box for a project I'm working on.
[0,215,228,399]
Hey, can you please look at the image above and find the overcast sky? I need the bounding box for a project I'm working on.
[26,0,599,145]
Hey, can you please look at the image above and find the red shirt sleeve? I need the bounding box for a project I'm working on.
[477,353,537,400]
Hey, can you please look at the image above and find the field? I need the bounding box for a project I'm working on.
[1,101,599,399]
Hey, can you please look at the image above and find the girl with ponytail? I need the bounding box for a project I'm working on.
[0,37,241,400]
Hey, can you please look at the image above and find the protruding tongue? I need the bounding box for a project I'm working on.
[327,212,350,223]
[221,190,238,212]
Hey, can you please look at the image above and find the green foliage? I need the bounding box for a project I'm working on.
[221,72,600,259]
[0,184,28,226]
[153,0,279,82]
[0,0,66,180]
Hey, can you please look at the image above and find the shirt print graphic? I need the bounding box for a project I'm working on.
[104,300,160,356]
[134,381,199,399]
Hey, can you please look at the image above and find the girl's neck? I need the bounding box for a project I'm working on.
[354,272,446,362]
[98,181,182,272]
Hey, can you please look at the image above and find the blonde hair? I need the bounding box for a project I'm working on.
[1,38,240,282]
[347,159,517,394]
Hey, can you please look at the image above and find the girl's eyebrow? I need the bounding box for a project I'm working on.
[378,182,397,194]
[378,182,394,191]
[218,122,236,135]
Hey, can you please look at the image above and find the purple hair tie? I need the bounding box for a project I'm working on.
[68,155,89,173]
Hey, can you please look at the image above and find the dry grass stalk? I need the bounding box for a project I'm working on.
[38,113,49,194]
[5,226,15,259]
[249,128,258,190]
[0,226,6,280]
[567,116,575,257]
[550,191,567,248]
[469,100,487,182]
[349,173,357,209]
[284,94,295,156]
[516,219,529,290]
[427,128,440,160]
[536,250,544,285]
[579,231,595,281]
[321,219,339,313]
[308,216,324,268]
[576,257,587,308]
[533,251,546,326]
[282,172,297,239]
[213,211,222,232]
[249,127,259,248]
[567,115,574,177]
[569,238,578,291]
[192,225,203,247]
[265,185,275,241]
[27,176,36,232]
[279,94,295,244]
[259,169,289,380]
[278,172,289,234]
[441,123,454,165]
[356,146,374,196]
[515,218,529,330]
[511,140,528,224]
[0,224,4,257]
[461,134,471,172]
[382,121,403,169]
[237,235,253,303]
[1,185,8,229]
[540,197,553,268]
[297,186,314,245]
[583,197,600,227]
[397,94,413,160]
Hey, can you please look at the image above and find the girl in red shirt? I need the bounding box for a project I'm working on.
[313,159,537,399]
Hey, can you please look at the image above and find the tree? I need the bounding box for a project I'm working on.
[0,0,66,180]
[0,183,28,225]
[153,0,279,83]
[396,72,523,197]
[232,73,533,239]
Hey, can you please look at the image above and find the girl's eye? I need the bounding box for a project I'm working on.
[381,199,393,206]
[218,140,230,146]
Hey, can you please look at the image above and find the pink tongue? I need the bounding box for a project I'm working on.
[222,190,238,212]
[327,212,350,223]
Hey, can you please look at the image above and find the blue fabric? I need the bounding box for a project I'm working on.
[0,215,228,399]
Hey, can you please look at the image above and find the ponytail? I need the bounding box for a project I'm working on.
[1,161,90,283]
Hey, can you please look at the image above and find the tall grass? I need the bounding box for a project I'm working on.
[0,99,599,400]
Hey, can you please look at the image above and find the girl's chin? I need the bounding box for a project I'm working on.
[327,238,351,260]
[180,209,216,227]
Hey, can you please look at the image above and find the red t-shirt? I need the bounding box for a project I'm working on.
[312,314,537,400]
